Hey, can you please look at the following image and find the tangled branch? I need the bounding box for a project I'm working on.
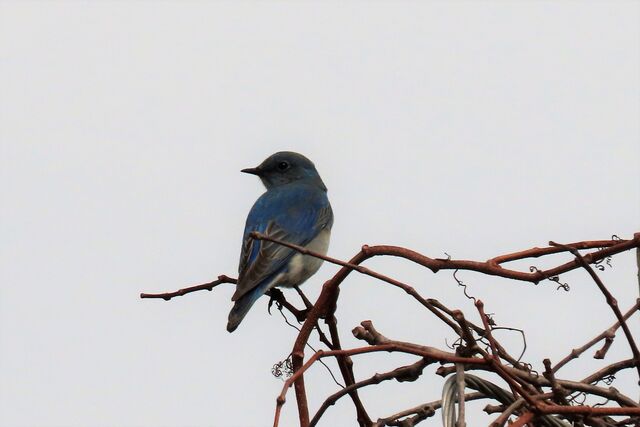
[141,232,640,426]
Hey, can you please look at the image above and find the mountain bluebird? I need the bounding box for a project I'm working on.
[227,152,333,332]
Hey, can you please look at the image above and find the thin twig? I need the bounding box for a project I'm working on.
[373,393,485,427]
[309,358,430,426]
[139,274,236,299]
[552,300,640,373]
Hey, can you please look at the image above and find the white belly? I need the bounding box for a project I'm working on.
[274,228,331,288]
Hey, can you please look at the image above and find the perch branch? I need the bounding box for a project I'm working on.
[139,275,236,299]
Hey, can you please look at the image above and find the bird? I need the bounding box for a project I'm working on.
[227,151,333,332]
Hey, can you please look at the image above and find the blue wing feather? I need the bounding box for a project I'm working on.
[227,182,332,332]
[233,182,332,301]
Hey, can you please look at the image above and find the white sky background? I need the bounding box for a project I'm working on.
[1,1,639,426]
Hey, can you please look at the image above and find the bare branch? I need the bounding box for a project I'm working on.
[550,241,640,382]
[140,233,640,425]
[139,274,236,299]
[373,393,485,427]
[309,358,431,426]
[552,300,640,373]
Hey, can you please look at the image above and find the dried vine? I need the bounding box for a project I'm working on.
[141,232,640,426]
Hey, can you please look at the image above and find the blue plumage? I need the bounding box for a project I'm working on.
[227,152,333,332]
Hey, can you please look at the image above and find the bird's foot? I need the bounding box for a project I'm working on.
[266,288,310,322]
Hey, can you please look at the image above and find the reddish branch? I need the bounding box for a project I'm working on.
[438,361,640,408]
[273,344,486,427]
[323,314,372,426]
[309,357,431,427]
[140,275,236,299]
[251,232,640,286]
[552,299,640,373]
[510,411,536,427]
[256,233,640,426]
[373,393,486,426]
[139,275,310,322]
[490,398,525,427]
[549,241,640,382]
[140,232,640,426]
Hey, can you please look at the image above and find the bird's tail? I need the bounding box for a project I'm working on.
[226,288,263,333]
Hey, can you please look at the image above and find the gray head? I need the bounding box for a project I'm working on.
[241,151,326,191]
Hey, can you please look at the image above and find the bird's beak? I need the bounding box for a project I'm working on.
[241,167,261,176]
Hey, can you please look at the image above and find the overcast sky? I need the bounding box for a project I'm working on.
[1,1,639,426]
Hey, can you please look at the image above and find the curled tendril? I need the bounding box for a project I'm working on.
[612,234,622,241]
[593,398,611,408]
[272,355,294,379]
[529,266,569,290]
[436,252,453,262]
[271,364,282,378]
[491,326,527,364]
[593,249,613,271]
[600,374,616,386]
[567,391,587,405]
[528,266,542,285]
[520,363,539,378]
[445,337,463,350]
[453,269,477,302]
[549,275,570,292]
[275,309,345,389]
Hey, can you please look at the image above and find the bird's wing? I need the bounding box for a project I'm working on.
[232,186,332,302]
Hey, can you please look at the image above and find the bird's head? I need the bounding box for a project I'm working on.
[241,151,326,191]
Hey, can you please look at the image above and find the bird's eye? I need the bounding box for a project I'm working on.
[277,161,290,171]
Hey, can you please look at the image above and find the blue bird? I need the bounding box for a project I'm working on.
[227,152,333,332]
